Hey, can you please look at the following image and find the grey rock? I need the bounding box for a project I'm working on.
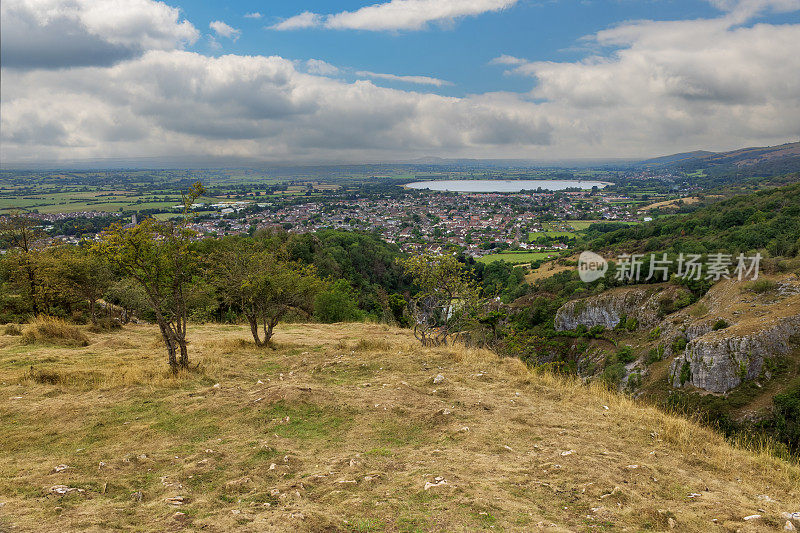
[554,285,678,331]
[670,314,800,393]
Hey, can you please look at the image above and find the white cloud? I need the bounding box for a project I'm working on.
[2,0,799,164]
[272,0,517,32]
[305,59,339,76]
[244,12,262,19]
[0,50,552,163]
[710,0,800,21]
[0,0,198,69]
[489,54,527,66]
[271,11,322,31]
[356,71,452,86]
[209,20,240,40]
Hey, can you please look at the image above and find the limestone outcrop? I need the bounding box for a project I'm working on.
[554,284,679,331]
[669,314,800,393]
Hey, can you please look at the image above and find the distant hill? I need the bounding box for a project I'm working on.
[641,141,800,177]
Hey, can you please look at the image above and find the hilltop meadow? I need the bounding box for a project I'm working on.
[1,322,799,532]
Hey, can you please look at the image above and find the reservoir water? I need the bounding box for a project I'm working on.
[405,179,608,193]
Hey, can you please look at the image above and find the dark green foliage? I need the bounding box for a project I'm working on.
[672,337,688,353]
[590,183,800,258]
[712,319,729,331]
[314,279,363,323]
[679,361,692,386]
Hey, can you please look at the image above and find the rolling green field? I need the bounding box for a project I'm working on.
[477,251,557,264]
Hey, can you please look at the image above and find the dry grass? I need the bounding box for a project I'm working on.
[20,316,90,347]
[0,322,798,532]
[3,324,22,336]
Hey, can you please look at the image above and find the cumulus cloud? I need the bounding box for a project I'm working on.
[244,12,262,19]
[272,0,517,32]
[1,0,799,165]
[356,71,452,86]
[271,11,322,31]
[209,20,241,40]
[0,51,552,163]
[305,59,339,76]
[0,0,198,69]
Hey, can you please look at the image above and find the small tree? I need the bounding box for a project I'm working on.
[211,239,324,346]
[401,254,480,346]
[49,247,112,323]
[0,212,44,315]
[93,183,204,372]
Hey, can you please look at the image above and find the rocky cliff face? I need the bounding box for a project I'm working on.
[551,275,800,395]
[669,314,800,393]
[554,284,678,331]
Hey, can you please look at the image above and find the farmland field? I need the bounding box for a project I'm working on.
[477,251,558,264]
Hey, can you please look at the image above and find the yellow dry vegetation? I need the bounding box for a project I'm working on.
[0,322,798,532]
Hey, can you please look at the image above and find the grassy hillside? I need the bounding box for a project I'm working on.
[1,323,799,532]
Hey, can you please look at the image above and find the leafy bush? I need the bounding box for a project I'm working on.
[21,316,89,347]
[672,336,688,353]
[588,324,605,338]
[615,345,636,365]
[712,319,729,331]
[646,345,664,365]
[744,279,777,294]
[679,361,692,386]
[314,280,363,323]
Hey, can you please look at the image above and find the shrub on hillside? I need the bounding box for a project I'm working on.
[314,280,363,323]
[3,324,22,336]
[21,316,89,347]
[712,319,729,331]
[743,279,777,294]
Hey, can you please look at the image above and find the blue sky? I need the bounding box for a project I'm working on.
[1,0,799,165]
[179,0,797,96]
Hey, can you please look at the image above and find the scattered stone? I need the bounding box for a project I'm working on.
[668,517,677,529]
[98,461,107,470]
[626,465,639,469]
[165,496,186,506]
[743,514,761,521]
[783,513,800,521]
[269,463,277,470]
[433,374,445,384]
[173,512,187,522]
[49,485,84,495]
[131,491,143,502]
[213,383,220,388]
[52,464,70,473]
[503,445,514,451]
[257,380,264,384]
[458,426,470,432]
[561,450,575,456]
[786,521,796,531]
[687,493,702,498]
[424,478,448,490]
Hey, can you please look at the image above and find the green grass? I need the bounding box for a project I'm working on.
[477,251,557,264]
